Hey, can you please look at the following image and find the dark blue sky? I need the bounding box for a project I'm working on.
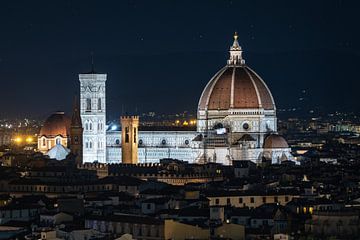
[0,0,359,119]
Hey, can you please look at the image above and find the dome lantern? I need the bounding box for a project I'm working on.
[227,32,245,65]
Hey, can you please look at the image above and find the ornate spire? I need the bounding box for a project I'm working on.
[227,32,245,65]
[71,95,82,127]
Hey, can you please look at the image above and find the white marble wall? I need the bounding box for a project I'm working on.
[79,73,107,163]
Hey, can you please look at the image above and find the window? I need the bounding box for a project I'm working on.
[125,127,129,143]
[239,198,243,204]
[85,122,88,131]
[285,196,289,202]
[227,198,231,205]
[115,139,120,145]
[42,138,46,146]
[86,98,91,111]
[56,138,61,145]
[274,197,278,203]
[89,141,92,149]
[250,197,254,203]
[74,136,79,144]
[215,198,219,205]
[134,127,137,143]
[89,122,92,131]
[98,98,101,110]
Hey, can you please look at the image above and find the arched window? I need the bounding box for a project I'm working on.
[85,122,89,131]
[85,142,89,148]
[89,121,92,131]
[89,141,92,148]
[98,98,101,110]
[42,138,46,146]
[56,138,61,145]
[86,98,91,111]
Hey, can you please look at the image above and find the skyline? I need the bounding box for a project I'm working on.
[0,0,359,119]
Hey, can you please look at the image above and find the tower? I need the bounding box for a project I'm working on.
[121,116,139,164]
[70,96,83,164]
[79,69,107,163]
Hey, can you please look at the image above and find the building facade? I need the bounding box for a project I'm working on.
[39,34,293,165]
[79,72,107,163]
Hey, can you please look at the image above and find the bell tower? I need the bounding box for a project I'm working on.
[121,116,139,164]
[79,66,107,163]
[70,96,83,165]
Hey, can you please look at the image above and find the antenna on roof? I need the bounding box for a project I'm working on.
[90,51,95,73]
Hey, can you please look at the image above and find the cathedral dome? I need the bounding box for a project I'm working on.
[263,134,289,149]
[198,33,275,111]
[40,111,71,137]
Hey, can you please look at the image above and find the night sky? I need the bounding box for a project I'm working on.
[0,0,359,120]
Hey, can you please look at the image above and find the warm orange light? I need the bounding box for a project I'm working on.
[26,137,33,143]
[183,121,189,126]
[190,120,197,125]
[309,207,313,214]
[175,120,180,124]
[14,137,22,143]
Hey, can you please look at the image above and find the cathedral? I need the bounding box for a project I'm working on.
[38,34,294,165]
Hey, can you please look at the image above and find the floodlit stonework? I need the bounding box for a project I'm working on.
[79,73,107,163]
[40,34,294,165]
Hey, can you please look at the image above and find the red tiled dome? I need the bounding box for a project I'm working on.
[40,112,71,137]
[198,65,275,111]
[264,134,289,148]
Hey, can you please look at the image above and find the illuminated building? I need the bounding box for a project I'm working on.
[38,34,294,165]
[37,112,71,155]
[106,33,294,165]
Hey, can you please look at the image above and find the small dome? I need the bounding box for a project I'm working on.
[264,134,289,148]
[40,112,71,137]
